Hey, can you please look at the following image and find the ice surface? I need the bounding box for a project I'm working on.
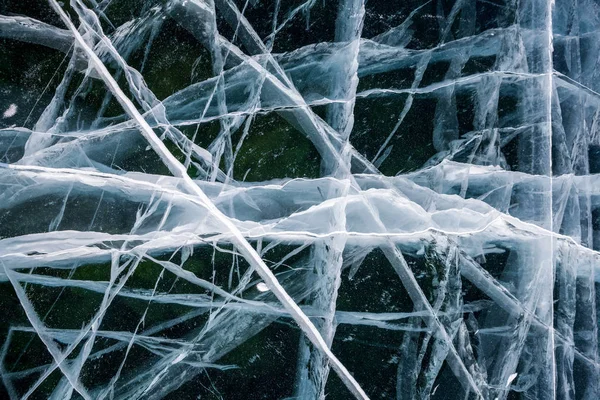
[0,0,599,399]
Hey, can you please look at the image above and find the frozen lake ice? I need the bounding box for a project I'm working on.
[0,0,599,399]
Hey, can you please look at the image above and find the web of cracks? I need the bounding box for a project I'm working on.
[0,0,600,399]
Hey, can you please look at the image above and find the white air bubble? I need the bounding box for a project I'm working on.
[256,282,269,292]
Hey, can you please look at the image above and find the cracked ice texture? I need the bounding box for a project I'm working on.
[0,0,599,399]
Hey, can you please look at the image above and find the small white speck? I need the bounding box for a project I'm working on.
[3,104,17,118]
[507,372,518,386]
[256,282,269,292]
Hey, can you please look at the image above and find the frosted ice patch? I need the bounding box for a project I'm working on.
[507,373,518,386]
[256,282,269,292]
[2,104,17,118]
